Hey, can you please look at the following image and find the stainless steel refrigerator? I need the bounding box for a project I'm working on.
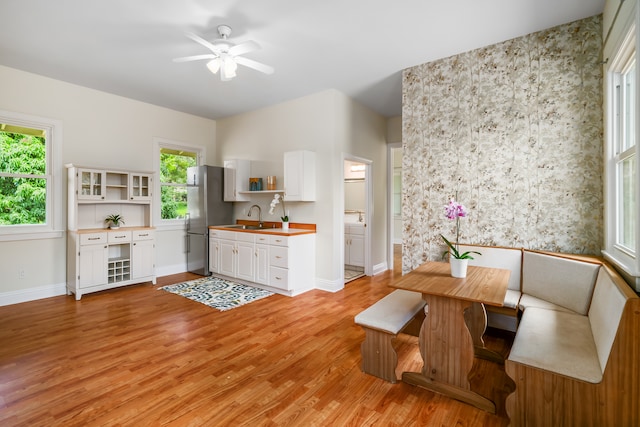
[186,165,233,275]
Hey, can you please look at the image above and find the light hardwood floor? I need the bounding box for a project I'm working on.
[0,252,514,426]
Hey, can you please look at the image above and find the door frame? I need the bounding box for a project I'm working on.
[342,154,373,280]
[387,142,402,272]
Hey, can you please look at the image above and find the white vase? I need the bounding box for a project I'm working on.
[450,258,468,278]
[282,222,289,231]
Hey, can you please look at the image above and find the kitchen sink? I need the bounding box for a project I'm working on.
[219,224,268,230]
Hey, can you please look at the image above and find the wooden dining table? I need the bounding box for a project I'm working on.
[389,261,510,413]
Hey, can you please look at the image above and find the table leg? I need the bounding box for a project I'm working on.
[402,295,496,413]
[464,302,506,364]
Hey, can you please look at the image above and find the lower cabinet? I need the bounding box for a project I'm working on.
[67,228,156,300]
[209,228,316,295]
[345,223,365,267]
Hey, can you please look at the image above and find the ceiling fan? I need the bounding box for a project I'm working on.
[173,25,274,81]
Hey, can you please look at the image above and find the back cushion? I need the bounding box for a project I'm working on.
[588,268,628,372]
[522,251,600,315]
[458,245,522,291]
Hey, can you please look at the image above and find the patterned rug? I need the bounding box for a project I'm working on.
[159,276,274,311]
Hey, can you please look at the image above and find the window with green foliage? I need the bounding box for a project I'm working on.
[159,148,197,220]
[0,127,47,226]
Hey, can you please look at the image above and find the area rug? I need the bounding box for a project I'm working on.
[159,276,274,311]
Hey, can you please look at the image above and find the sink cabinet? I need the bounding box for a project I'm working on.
[209,228,315,295]
[345,223,365,267]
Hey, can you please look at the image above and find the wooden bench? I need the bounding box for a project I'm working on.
[505,263,640,426]
[354,290,426,383]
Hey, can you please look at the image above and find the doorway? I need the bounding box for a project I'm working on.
[343,157,370,283]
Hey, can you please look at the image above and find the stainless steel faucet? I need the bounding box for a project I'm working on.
[248,204,263,227]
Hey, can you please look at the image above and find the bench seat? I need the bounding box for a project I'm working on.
[355,290,426,382]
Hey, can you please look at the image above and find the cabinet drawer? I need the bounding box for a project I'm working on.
[269,266,289,290]
[236,232,255,243]
[80,232,107,245]
[268,235,289,247]
[269,246,289,268]
[133,229,155,241]
[348,224,365,235]
[108,230,132,243]
[210,230,235,240]
[255,234,270,245]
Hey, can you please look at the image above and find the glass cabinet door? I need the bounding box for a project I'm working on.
[78,169,104,200]
[129,174,151,200]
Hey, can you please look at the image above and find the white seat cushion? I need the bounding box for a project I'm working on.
[518,293,574,313]
[508,307,603,383]
[355,290,425,334]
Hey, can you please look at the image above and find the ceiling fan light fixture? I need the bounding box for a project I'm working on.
[222,56,237,79]
[206,58,221,74]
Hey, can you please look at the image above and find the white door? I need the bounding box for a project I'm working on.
[209,237,220,274]
[349,233,365,267]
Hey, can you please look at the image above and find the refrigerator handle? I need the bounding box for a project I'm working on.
[186,233,190,253]
[185,212,190,231]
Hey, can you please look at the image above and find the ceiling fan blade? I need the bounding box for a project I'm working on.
[173,54,217,63]
[234,56,274,75]
[229,40,260,57]
[184,32,220,54]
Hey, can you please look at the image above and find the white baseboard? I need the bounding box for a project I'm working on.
[0,282,67,306]
[315,277,344,293]
[155,263,186,278]
[372,262,388,276]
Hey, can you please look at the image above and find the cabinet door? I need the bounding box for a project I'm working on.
[209,237,220,274]
[78,169,105,200]
[345,233,351,265]
[79,244,108,287]
[349,234,365,267]
[132,240,155,279]
[236,241,255,281]
[255,244,269,285]
[219,239,236,277]
[130,174,152,200]
[223,159,250,202]
[284,151,315,201]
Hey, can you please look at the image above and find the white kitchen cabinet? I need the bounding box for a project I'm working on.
[284,150,316,201]
[77,168,105,200]
[223,159,251,201]
[345,224,365,267]
[209,228,316,295]
[132,229,155,279]
[209,232,221,274]
[78,233,109,288]
[66,165,156,300]
[129,173,152,201]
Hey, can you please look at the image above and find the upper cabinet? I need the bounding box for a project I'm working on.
[284,150,315,201]
[223,159,251,202]
[129,173,152,201]
[75,168,152,202]
[67,165,154,231]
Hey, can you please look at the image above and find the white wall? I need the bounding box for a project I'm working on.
[0,65,217,302]
[216,89,387,289]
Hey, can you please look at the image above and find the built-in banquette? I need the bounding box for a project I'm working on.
[459,245,640,426]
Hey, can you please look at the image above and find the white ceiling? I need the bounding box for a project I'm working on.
[0,0,605,120]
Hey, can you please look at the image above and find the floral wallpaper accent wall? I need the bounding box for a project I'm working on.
[402,15,603,271]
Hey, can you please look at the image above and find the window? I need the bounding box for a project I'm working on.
[153,138,203,227]
[604,21,638,279]
[0,110,62,240]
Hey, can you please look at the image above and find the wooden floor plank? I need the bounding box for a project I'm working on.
[0,248,513,426]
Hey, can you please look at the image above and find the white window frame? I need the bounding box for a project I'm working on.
[603,16,639,290]
[152,137,204,231]
[0,110,63,241]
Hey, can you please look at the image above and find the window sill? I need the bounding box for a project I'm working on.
[0,230,64,242]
